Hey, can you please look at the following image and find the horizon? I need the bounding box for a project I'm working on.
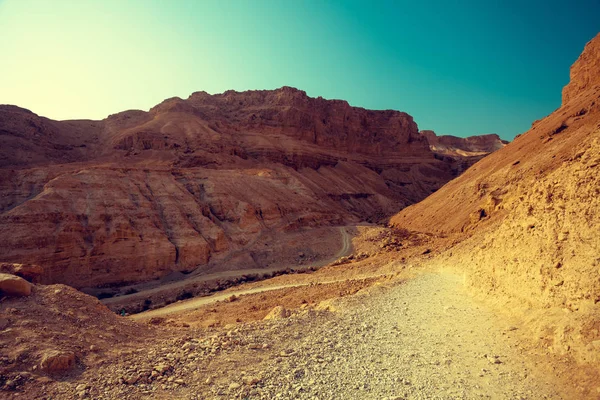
[0,1,599,140]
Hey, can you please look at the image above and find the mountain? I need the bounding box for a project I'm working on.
[0,87,501,289]
[420,130,507,157]
[420,130,508,175]
[391,33,600,365]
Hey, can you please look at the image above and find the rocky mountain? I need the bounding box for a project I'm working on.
[391,33,600,365]
[420,130,508,175]
[420,130,507,156]
[0,87,500,289]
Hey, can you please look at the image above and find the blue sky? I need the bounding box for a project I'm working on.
[0,0,598,140]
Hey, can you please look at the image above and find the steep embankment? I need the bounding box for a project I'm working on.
[0,88,500,289]
[391,33,600,365]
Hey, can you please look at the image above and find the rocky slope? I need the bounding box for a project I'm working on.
[391,33,600,365]
[0,88,500,289]
[0,276,154,391]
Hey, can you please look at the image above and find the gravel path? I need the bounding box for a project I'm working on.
[246,271,565,399]
[35,271,569,399]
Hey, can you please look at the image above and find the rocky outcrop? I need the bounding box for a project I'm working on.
[562,33,600,105]
[0,263,43,283]
[0,88,493,288]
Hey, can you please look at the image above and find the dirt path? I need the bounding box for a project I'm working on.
[132,276,383,321]
[40,270,575,399]
[227,271,568,399]
[104,226,352,307]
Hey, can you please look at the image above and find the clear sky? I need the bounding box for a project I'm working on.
[0,0,598,140]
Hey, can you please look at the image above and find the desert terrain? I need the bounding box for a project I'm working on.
[0,31,599,400]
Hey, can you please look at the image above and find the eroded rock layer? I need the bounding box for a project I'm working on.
[0,87,495,288]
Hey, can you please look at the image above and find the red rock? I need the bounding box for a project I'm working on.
[0,263,43,283]
[0,87,499,288]
[420,130,507,156]
[0,273,32,296]
[39,350,76,374]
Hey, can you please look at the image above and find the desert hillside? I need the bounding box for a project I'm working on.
[2,0,600,398]
[0,32,598,400]
[392,33,600,365]
[0,88,501,289]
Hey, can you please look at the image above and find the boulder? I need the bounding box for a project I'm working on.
[39,350,76,374]
[263,305,289,320]
[0,273,32,296]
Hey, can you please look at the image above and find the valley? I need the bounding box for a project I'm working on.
[0,27,599,400]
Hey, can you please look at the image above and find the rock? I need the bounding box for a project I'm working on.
[243,376,261,386]
[0,273,32,296]
[0,263,43,283]
[486,355,503,365]
[562,33,600,105]
[388,33,600,368]
[153,364,171,374]
[229,382,241,391]
[264,306,289,320]
[226,295,238,303]
[39,350,76,374]
[75,384,87,391]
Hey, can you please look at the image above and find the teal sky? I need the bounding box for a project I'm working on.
[0,1,598,140]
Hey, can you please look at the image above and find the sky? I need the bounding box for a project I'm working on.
[0,1,598,140]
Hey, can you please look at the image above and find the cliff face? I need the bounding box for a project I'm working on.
[0,87,485,288]
[419,130,507,176]
[392,33,600,365]
[562,33,600,105]
[420,130,507,156]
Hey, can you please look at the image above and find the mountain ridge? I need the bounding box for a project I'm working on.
[0,88,502,288]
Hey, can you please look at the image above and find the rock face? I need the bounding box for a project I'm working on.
[420,130,507,175]
[0,87,493,288]
[420,130,507,156]
[0,273,32,296]
[391,33,600,365]
[562,33,600,105]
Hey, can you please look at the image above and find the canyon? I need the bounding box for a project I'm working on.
[0,88,502,289]
[0,27,598,400]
